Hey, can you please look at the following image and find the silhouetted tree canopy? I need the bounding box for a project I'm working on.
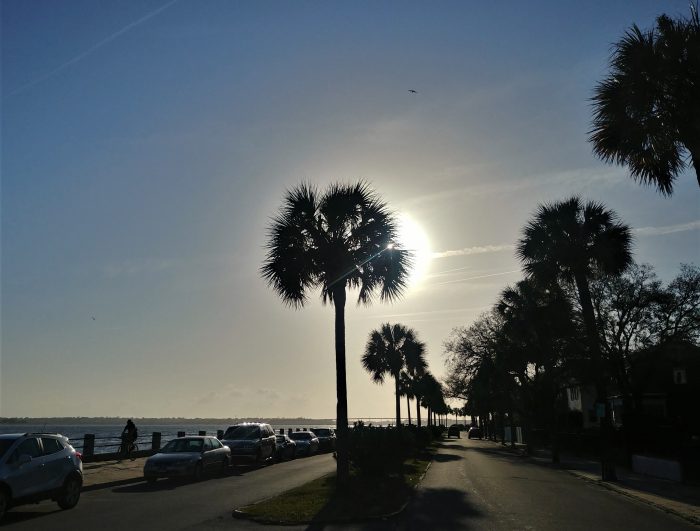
[590,6,700,194]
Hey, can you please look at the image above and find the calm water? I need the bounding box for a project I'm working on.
[0,423,336,454]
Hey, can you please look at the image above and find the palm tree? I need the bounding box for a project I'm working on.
[362,323,427,428]
[517,197,633,479]
[262,183,411,485]
[590,7,700,194]
[399,371,415,425]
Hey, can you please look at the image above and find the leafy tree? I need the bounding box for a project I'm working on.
[590,7,700,194]
[261,183,410,485]
[362,323,427,428]
[517,197,633,478]
[497,278,581,461]
[654,264,700,343]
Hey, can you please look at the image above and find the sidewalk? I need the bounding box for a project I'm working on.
[496,441,700,526]
[81,457,147,490]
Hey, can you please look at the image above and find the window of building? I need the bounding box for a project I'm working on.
[673,368,687,385]
[569,387,579,400]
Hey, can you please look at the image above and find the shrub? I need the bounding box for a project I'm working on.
[348,425,425,476]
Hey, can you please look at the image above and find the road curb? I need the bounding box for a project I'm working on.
[82,475,145,492]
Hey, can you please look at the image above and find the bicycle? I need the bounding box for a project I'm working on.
[119,437,139,460]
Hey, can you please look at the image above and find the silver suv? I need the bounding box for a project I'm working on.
[0,433,83,521]
[221,423,276,464]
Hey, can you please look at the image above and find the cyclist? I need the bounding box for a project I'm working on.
[120,419,138,459]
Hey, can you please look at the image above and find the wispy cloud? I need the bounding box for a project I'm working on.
[432,244,514,259]
[635,220,700,236]
[432,270,521,286]
[8,0,179,97]
[401,166,626,209]
[352,307,489,321]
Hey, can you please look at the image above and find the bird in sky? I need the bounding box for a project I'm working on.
[408,89,418,94]
[91,316,96,321]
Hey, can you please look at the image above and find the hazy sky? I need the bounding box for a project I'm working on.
[2,0,698,419]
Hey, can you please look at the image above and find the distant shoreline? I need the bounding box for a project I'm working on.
[0,417,337,425]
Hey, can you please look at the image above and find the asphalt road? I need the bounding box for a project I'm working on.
[2,453,336,530]
[395,437,696,531]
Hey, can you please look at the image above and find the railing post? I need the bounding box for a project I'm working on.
[83,434,95,458]
[177,431,185,438]
[152,432,161,451]
[198,430,206,436]
[217,430,224,439]
[279,429,284,435]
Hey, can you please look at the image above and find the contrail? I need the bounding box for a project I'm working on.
[7,0,179,97]
[431,269,521,286]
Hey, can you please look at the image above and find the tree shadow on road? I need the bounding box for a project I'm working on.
[401,487,485,530]
[431,453,462,463]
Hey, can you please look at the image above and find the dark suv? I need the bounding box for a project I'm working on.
[220,423,276,464]
[311,428,336,451]
[0,433,83,521]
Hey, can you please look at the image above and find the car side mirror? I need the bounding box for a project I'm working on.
[18,454,31,466]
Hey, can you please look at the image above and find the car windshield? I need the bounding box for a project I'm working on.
[0,439,16,459]
[161,439,203,453]
[224,425,260,440]
[290,433,311,440]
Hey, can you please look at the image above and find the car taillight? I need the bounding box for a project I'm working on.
[75,451,83,461]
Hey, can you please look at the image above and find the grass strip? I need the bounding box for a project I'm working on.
[235,454,432,524]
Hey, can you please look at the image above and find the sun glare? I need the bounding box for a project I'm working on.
[396,213,432,287]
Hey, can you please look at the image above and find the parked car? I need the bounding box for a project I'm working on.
[0,433,83,521]
[447,425,461,438]
[467,427,483,440]
[143,436,230,482]
[288,431,319,456]
[274,434,296,460]
[311,428,336,451]
[220,423,276,464]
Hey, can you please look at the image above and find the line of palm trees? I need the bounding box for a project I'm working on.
[361,322,448,429]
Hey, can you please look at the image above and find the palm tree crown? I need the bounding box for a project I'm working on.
[362,323,427,427]
[589,8,700,194]
[261,182,411,486]
[517,197,633,286]
[261,182,411,307]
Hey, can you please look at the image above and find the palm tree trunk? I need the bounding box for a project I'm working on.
[394,374,402,429]
[406,395,412,426]
[691,146,700,188]
[333,285,350,487]
[574,272,617,481]
[416,399,422,427]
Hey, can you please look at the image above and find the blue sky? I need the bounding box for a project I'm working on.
[2,0,698,418]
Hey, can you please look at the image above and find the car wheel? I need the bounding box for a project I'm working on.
[57,475,81,510]
[0,488,9,521]
[192,462,203,481]
[145,476,157,484]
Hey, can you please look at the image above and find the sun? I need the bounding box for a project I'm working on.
[396,213,432,287]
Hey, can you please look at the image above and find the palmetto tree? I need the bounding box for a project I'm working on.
[399,371,416,425]
[362,323,427,428]
[261,183,411,485]
[590,7,700,194]
[517,197,633,479]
